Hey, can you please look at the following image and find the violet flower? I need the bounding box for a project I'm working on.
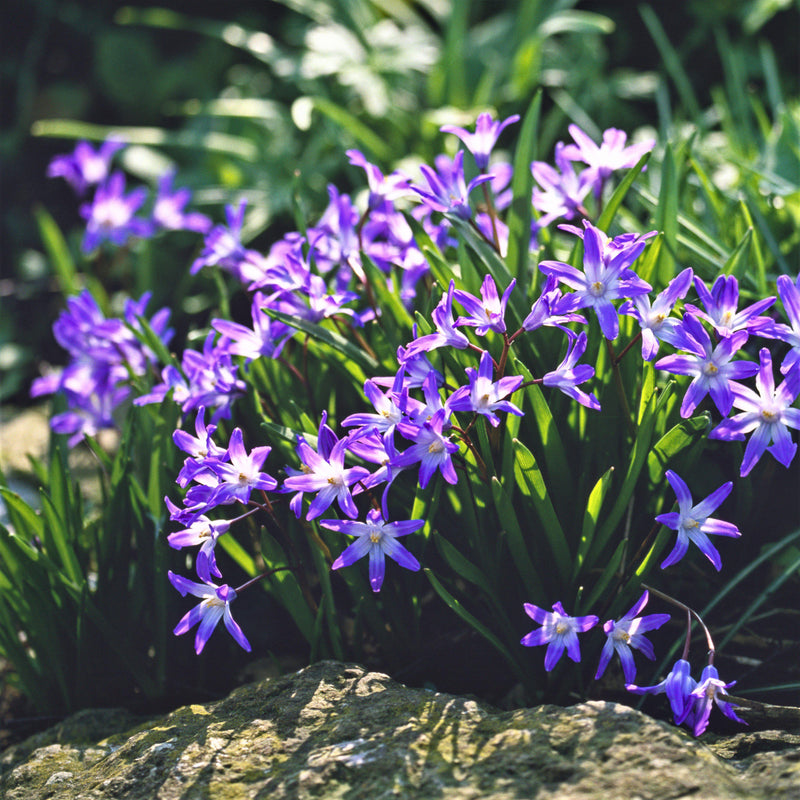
[657,470,741,571]
[619,267,694,360]
[168,571,250,654]
[453,274,515,336]
[627,658,697,727]
[440,112,520,171]
[684,274,775,339]
[520,601,599,671]
[594,590,670,684]
[561,124,654,197]
[80,172,152,252]
[539,221,652,340]
[324,508,423,592]
[521,274,586,335]
[689,665,746,737]
[167,516,231,583]
[191,199,266,284]
[47,138,124,194]
[709,348,800,476]
[210,428,278,506]
[403,281,469,358]
[760,273,800,375]
[393,407,459,488]
[282,424,370,521]
[151,171,212,233]
[542,331,601,410]
[410,151,494,221]
[447,349,524,427]
[655,314,759,418]
[532,142,594,231]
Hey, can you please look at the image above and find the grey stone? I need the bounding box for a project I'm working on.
[1,660,798,799]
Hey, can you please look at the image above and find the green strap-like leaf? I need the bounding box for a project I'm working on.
[424,568,525,682]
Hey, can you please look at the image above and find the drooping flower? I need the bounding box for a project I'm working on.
[168,571,251,654]
[324,508,423,592]
[626,658,697,726]
[594,590,670,684]
[688,664,746,737]
[520,601,599,671]
[656,470,741,571]
[708,348,800,476]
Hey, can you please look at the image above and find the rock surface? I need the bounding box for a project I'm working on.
[1,661,799,799]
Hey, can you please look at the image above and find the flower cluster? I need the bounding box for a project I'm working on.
[31,289,173,445]
[47,139,212,253]
[34,115,798,739]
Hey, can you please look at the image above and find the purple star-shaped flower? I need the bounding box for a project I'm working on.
[655,313,759,417]
[709,348,800,476]
[282,425,370,521]
[440,112,520,171]
[656,470,741,571]
[520,601,599,671]
[393,407,459,488]
[80,172,152,252]
[688,664,746,737]
[151,171,212,233]
[594,590,670,684]
[168,571,251,654]
[539,221,652,340]
[47,138,124,194]
[542,331,601,410]
[619,267,694,360]
[324,508,423,592]
[453,274,515,336]
[410,151,494,221]
[561,124,654,197]
[684,274,775,339]
[447,349,524,427]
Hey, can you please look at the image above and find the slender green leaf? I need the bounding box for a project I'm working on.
[34,206,78,296]
[424,568,524,681]
[512,438,571,583]
[489,476,546,596]
[574,466,615,578]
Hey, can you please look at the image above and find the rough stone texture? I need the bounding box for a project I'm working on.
[1,661,799,799]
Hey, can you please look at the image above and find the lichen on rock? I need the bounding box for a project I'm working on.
[1,660,798,799]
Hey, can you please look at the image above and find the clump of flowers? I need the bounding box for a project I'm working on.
[33,118,799,737]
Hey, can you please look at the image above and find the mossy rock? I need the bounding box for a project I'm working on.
[1,661,798,799]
